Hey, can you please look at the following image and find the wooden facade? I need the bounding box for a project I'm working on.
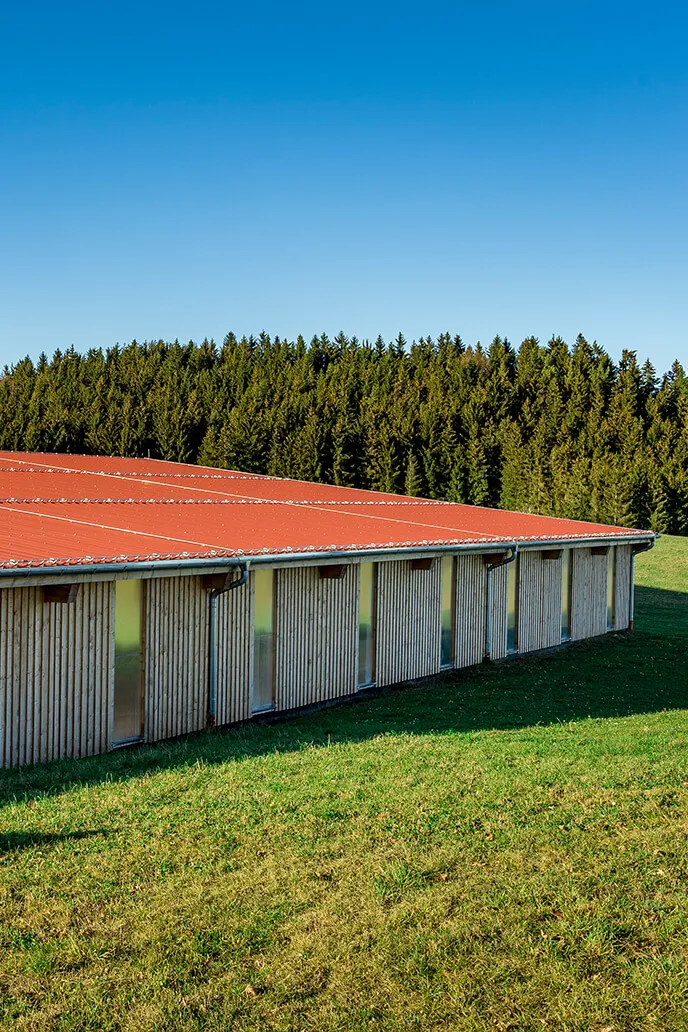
[0,542,641,769]
[570,547,610,641]
[145,576,208,743]
[274,565,359,710]
[614,545,632,630]
[518,550,565,654]
[375,559,442,687]
[454,555,487,668]
[489,564,509,661]
[215,576,253,726]
[0,582,114,768]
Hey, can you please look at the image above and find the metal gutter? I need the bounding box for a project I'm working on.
[0,556,250,581]
[629,536,657,629]
[484,546,518,660]
[207,562,249,725]
[513,534,657,551]
[0,533,657,582]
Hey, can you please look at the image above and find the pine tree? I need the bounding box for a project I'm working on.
[404,453,422,497]
[0,331,683,534]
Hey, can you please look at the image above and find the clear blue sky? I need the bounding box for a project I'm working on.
[1,1,686,373]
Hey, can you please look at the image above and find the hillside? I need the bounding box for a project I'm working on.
[0,539,686,1031]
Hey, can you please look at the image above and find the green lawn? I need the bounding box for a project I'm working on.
[1,539,686,1031]
[634,533,688,636]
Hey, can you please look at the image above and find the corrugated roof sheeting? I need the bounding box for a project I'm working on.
[0,452,649,569]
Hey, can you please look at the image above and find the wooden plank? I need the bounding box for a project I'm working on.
[0,591,8,767]
[454,554,487,668]
[615,545,632,630]
[490,564,508,660]
[274,565,358,708]
[40,595,51,763]
[216,574,252,725]
[517,551,563,654]
[144,575,210,743]
[107,581,116,750]
[571,548,608,640]
[376,559,442,687]
[0,580,115,768]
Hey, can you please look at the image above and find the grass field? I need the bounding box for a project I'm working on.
[1,538,686,1031]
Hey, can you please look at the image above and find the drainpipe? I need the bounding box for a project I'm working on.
[484,545,518,660]
[629,537,656,630]
[208,562,249,726]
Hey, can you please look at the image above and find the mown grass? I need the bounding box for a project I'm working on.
[635,533,688,636]
[0,538,686,1031]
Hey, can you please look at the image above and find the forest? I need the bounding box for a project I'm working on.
[0,331,686,534]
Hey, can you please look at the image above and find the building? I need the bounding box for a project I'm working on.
[0,452,655,768]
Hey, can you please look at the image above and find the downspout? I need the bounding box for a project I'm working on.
[484,545,518,660]
[208,562,249,726]
[629,537,656,630]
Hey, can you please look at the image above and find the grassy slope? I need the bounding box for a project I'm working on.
[0,541,686,1032]
[635,534,688,636]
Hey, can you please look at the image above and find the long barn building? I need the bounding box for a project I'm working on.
[0,453,655,768]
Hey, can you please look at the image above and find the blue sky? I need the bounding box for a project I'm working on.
[1,1,687,373]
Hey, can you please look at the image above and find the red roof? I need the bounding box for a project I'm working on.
[0,452,651,570]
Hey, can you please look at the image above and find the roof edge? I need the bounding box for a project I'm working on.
[0,534,658,579]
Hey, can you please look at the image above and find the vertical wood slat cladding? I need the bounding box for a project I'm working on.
[375,559,442,687]
[490,565,509,660]
[274,565,358,710]
[518,551,563,654]
[145,576,209,743]
[454,555,487,668]
[614,545,632,629]
[571,548,608,640]
[215,578,252,726]
[0,583,113,769]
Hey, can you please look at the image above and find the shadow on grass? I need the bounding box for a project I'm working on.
[0,829,110,853]
[0,587,685,808]
[634,584,687,637]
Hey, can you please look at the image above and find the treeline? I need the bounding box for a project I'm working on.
[1,332,686,534]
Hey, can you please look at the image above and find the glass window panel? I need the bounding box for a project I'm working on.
[441,555,455,667]
[561,548,571,640]
[506,557,519,654]
[358,562,376,686]
[607,547,616,630]
[253,569,274,711]
[114,579,143,742]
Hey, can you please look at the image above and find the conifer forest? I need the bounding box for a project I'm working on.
[1,332,686,534]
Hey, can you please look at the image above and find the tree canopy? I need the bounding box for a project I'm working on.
[1,332,686,534]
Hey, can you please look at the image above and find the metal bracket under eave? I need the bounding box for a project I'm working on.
[202,570,248,592]
[318,564,345,580]
[482,551,512,569]
[41,583,79,604]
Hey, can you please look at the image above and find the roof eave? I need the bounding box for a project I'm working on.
[0,531,658,581]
